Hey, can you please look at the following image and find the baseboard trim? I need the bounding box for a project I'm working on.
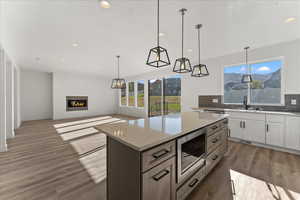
[0,143,8,152]
[229,137,300,156]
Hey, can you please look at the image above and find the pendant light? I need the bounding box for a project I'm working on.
[111,55,126,89]
[146,0,171,68]
[191,24,209,77]
[241,47,253,83]
[173,8,192,73]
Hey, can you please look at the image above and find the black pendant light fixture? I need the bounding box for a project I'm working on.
[191,24,209,77]
[173,8,192,73]
[146,0,171,68]
[241,47,253,83]
[111,55,126,89]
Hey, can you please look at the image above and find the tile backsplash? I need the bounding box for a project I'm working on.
[198,94,300,112]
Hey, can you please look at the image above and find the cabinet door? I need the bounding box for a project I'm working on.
[285,117,300,151]
[243,119,265,144]
[142,157,176,200]
[228,118,243,139]
[266,122,285,147]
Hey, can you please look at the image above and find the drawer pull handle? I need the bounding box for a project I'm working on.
[153,169,170,181]
[211,125,218,130]
[212,138,219,143]
[152,149,170,159]
[188,178,199,188]
[212,155,219,161]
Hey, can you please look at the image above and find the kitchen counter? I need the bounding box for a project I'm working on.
[95,111,228,151]
[191,107,300,117]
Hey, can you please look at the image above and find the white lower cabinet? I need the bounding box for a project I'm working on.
[285,116,300,151]
[243,119,266,144]
[228,111,300,152]
[265,115,285,147]
[266,122,285,147]
[228,118,243,139]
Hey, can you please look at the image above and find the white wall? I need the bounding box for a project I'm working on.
[14,66,21,128]
[52,72,118,120]
[120,39,300,116]
[0,45,7,152]
[20,69,53,121]
[5,56,14,138]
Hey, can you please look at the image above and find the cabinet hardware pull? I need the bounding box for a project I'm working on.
[212,155,219,161]
[231,180,236,195]
[240,121,243,128]
[189,178,199,187]
[153,169,170,181]
[211,125,218,130]
[266,124,269,132]
[243,121,246,129]
[152,149,170,159]
[212,138,219,143]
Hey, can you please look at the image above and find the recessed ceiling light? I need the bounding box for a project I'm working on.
[100,0,111,9]
[72,43,79,47]
[285,17,296,23]
[159,32,165,37]
[187,49,193,52]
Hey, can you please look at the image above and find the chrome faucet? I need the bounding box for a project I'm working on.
[243,96,250,110]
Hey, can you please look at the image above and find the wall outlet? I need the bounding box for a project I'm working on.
[291,99,297,105]
[212,98,219,103]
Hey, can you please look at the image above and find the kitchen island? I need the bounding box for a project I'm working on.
[96,111,228,200]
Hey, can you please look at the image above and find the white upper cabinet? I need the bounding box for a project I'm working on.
[285,116,300,151]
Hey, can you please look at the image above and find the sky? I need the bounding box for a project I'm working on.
[224,60,282,75]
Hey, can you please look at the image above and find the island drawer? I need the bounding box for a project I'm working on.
[207,120,227,136]
[207,130,224,154]
[176,166,206,200]
[206,144,225,175]
[142,141,176,172]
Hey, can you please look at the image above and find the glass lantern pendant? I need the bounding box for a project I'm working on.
[191,24,209,77]
[241,47,253,83]
[146,0,171,68]
[111,55,126,89]
[173,8,192,73]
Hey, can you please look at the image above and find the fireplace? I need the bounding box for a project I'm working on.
[66,96,88,111]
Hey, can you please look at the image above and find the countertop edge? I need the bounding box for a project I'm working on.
[192,107,300,117]
[96,115,228,152]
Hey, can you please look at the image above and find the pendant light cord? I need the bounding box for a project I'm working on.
[197,26,201,64]
[244,46,250,74]
[181,10,184,58]
[117,55,120,79]
[157,0,160,47]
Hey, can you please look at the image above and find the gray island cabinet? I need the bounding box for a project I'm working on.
[96,111,228,200]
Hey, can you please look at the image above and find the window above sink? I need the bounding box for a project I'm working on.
[223,57,284,106]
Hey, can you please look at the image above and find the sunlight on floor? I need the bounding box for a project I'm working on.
[230,169,300,200]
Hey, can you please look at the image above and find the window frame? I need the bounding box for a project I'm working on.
[137,80,145,108]
[222,56,285,106]
[119,82,128,107]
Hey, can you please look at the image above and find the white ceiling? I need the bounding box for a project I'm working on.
[2,0,300,78]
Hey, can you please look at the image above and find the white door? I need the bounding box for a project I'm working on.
[266,122,285,147]
[228,118,243,139]
[285,116,300,151]
[243,119,265,144]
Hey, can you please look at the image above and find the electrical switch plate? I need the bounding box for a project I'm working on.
[212,99,219,103]
[291,99,297,105]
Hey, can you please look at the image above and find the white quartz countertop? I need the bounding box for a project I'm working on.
[191,107,300,117]
[96,111,228,151]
